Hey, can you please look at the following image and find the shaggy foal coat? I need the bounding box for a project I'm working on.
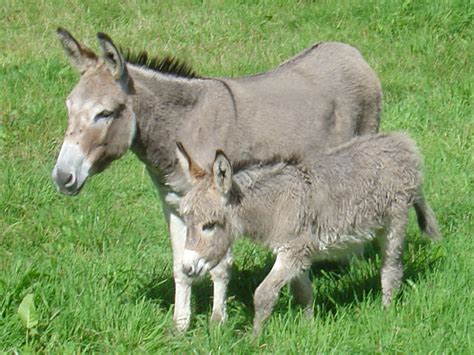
[178,133,441,336]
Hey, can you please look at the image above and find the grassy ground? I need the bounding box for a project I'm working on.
[1,0,472,353]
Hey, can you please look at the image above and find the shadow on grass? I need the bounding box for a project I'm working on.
[137,235,444,329]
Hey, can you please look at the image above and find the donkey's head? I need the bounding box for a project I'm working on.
[52,28,136,195]
[176,142,238,278]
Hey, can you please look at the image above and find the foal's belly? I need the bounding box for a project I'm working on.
[312,231,377,262]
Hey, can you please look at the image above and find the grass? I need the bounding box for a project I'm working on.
[1,0,472,352]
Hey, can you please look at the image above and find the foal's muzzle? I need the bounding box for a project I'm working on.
[181,250,209,278]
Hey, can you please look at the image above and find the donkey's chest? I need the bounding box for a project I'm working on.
[145,165,184,214]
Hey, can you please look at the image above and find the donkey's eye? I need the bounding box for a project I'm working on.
[202,222,217,231]
[94,110,114,122]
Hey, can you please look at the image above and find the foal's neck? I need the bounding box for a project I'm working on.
[232,162,303,243]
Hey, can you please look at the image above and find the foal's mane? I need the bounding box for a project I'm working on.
[120,47,200,79]
[232,154,301,174]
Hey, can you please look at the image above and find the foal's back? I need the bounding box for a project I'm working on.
[305,133,422,235]
[232,133,421,250]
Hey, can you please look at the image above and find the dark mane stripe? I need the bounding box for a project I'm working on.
[120,47,200,79]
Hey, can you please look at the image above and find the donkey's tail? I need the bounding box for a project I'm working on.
[414,196,442,240]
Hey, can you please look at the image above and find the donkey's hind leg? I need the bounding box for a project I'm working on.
[210,249,232,324]
[290,270,314,318]
[380,211,408,307]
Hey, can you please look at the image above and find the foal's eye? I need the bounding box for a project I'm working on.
[202,222,217,231]
[94,110,114,122]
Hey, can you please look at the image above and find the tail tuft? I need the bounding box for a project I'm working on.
[414,197,442,240]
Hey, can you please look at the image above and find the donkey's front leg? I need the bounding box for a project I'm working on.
[252,252,305,337]
[169,213,193,331]
[209,249,232,323]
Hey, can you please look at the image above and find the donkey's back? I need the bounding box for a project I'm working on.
[217,42,382,159]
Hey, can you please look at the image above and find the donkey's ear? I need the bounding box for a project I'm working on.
[212,150,233,197]
[97,32,126,81]
[57,27,97,73]
[176,142,206,185]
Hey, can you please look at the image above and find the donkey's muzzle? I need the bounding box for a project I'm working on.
[52,141,90,195]
[52,167,81,195]
[56,169,74,187]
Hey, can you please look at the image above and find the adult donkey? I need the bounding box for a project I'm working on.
[52,28,382,331]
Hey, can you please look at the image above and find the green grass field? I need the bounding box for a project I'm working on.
[1,0,472,352]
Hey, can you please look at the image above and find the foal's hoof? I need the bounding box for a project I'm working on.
[251,327,262,340]
[210,311,227,324]
[251,321,263,339]
[303,306,314,319]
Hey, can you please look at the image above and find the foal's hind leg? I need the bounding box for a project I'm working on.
[290,270,314,318]
[380,212,408,307]
[210,249,232,323]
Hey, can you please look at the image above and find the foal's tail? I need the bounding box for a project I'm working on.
[414,196,442,240]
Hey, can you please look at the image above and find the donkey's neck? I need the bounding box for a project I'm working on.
[127,65,205,179]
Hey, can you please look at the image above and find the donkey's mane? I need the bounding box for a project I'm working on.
[232,154,301,174]
[120,47,200,79]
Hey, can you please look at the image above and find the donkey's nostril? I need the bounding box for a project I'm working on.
[56,169,75,188]
[64,171,76,187]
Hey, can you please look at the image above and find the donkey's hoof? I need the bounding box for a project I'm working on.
[174,317,191,332]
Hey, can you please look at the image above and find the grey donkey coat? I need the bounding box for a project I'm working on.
[178,133,441,336]
[52,29,382,331]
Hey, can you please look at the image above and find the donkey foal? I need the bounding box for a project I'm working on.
[177,133,441,336]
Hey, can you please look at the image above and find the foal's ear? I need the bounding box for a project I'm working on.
[176,142,206,185]
[97,32,127,82]
[213,150,233,197]
[57,27,98,73]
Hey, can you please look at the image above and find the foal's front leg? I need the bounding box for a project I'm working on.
[209,249,232,323]
[170,213,232,330]
[253,252,306,337]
